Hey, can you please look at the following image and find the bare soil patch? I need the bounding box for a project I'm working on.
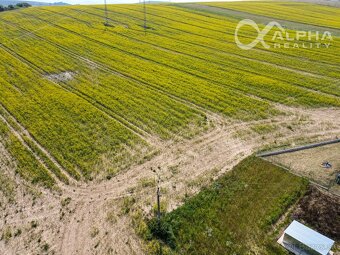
[292,186,340,242]
[267,142,340,194]
[46,71,75,83]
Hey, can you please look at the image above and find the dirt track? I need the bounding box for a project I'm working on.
[1,106,340,255]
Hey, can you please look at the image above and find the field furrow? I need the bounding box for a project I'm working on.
[0,46,151,179]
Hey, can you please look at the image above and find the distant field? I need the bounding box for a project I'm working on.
[0,2,339,185]
[201,1,340,29]
[152,157,308,254]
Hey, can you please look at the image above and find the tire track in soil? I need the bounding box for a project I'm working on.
[0,40,159,147]
[13,12,279,113]
[1,106,340,254]
[0,17,211,120]
[108,5,340,70]
[0,114,66,188]
[32,8,340,100]
[0,104,76,184]
[45,7,340,88]
[1,10,339,255]
[55,107,340,255]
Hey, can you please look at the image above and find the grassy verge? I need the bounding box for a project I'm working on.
[146,157,308,254]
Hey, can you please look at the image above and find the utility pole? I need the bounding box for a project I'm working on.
[152,167,162,223]
[157,185,163,255]
[152,167,163,255]
[104,0,109,26]
[143,0,147,32]
[157,185,161,225]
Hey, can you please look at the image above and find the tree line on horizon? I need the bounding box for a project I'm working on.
[0,2,32,12]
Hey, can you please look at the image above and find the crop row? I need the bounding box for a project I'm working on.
[0,112,55,188]
[8,8,340,106]
[0,47,150,179]
[82,5,340,79]
[0,20,207,140]
[28,5,340,77]
[0,104,70,183]
[112,4,340,66]
[204,1,340,30]
[0,10,276,120]
[58,7,340,97]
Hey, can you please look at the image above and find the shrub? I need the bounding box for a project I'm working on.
[148,218,176,249]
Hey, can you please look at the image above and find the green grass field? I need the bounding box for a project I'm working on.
[150,157,308,255]
[0,1,339,185]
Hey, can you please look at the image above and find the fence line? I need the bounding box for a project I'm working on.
[257,139,340,157]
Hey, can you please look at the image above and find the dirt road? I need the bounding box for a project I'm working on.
[1,106,340,255]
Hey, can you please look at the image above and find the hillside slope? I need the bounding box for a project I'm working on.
[0,2,339,183]
[0,2,339,254]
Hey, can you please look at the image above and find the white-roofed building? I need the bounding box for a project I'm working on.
[277,220,335,255]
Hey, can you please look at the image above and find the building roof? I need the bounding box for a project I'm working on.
[284,220,335,255]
